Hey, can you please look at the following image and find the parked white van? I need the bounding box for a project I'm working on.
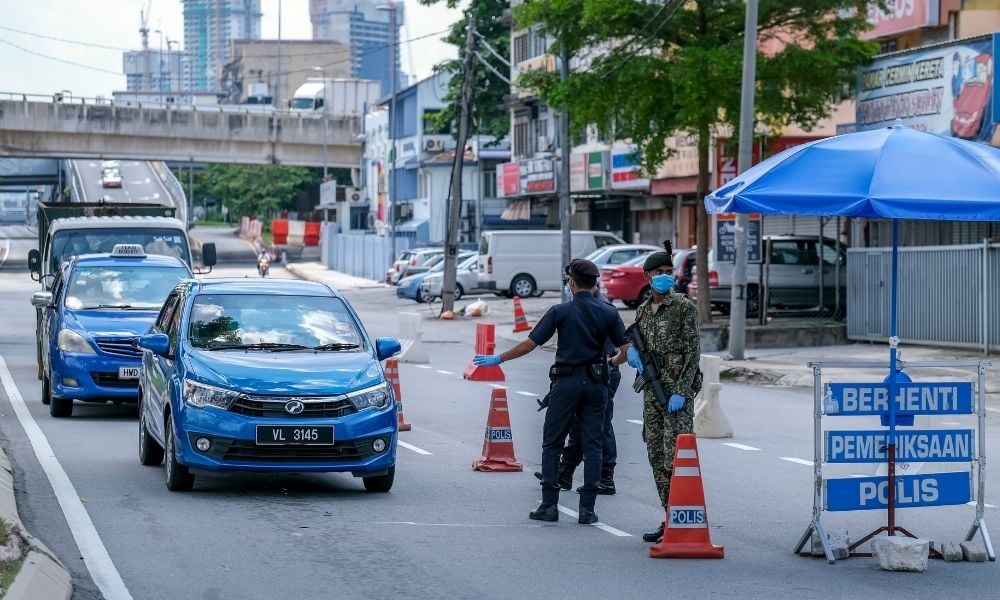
[478,230,625,297]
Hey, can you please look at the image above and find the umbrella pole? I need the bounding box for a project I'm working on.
[887,219,899,536]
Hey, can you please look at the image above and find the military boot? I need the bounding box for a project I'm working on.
[642,522,665,543]
[529,503,559,522]
[556,462,576,491]
[597,465,616,495]
[578,506,599,525]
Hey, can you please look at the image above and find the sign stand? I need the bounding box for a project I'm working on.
[794,357,994,563]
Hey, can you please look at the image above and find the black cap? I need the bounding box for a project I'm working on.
[566,258,600,279]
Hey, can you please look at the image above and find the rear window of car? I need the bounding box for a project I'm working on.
[479,234,490,255]
[594,235,619,249]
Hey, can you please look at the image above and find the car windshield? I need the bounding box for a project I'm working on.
[624,251,655,266]
[50,228,191,274]
[428,255,473,275]
[65,265,189,310]
[585,247,611,262]
[188,294,365,351]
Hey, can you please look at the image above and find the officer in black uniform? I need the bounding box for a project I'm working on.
[474,258,629,524]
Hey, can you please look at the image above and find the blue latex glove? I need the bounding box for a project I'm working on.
[474,354,503,366]
[667,394,685,413]
[626,347,643,374]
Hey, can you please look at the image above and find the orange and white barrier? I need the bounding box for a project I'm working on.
[650,434,724,559]
[463,323,504,381]
[473,388,523,472]
[512,295,531,333]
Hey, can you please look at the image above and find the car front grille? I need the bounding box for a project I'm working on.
[95,337,141,358]
[90,372,139,389]
[228,395,356,418]
[190,434,377,463]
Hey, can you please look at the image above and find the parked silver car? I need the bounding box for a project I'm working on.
[585,243,662,267]
[421,254,482,301]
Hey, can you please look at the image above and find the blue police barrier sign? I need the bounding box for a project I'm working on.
[825,382,973,416]
[826,429,974,463]
[825,471,971,512]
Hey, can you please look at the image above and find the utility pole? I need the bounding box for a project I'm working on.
[384,1,399,266]
[441,15,476,315]
[559,42,571,302]
[728,0,759,360]
[275,0,283,109]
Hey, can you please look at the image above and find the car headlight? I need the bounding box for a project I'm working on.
[184,379,239,409]
[57,329,96,354]
[346,383,390,411]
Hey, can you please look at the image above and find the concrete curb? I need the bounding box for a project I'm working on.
[0,449,72,600]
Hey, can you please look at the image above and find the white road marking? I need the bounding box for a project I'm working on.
[626,419,643,425]
[397,440,432,455]
[941,421,961,426]
[435,370,455,375]
[721,443,760,451]
[966,501,997,508]
[0,356,133,600]
[414,365,432,369]
[152,192,160,200]
[515,391,538,397]
[986,407,1000,414]
[780,457,814,466]
[555,505,632,537]
[488,384,507,389]
[847,474,870,478]
[374,521,537,528]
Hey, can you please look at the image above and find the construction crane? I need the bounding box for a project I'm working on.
[140,0,153,90]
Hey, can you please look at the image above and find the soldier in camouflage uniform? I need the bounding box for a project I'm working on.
[623,240,701,544]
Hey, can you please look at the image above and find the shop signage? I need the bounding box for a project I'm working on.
[570,151,606,192]
[862,0,934,40]
[610,146,649,190]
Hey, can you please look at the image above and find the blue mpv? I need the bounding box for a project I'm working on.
[137,278,401,492]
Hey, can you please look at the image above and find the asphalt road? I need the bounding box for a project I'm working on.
[1,263,999,599]
[73,160,172,206]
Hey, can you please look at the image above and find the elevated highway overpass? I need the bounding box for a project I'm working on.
[0,96,363,167]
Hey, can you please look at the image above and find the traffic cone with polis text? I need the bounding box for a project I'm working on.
[473,388,523,472]
[512,296,531,333]
[384,358,411,431]
[649,434,724,559]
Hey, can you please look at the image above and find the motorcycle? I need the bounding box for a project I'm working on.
[257,255,270,277]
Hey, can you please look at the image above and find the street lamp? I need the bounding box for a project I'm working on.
[154,29,165,99]
[312,66,329,180]
[376,1,399,262]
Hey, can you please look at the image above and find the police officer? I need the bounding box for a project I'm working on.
[474,258,629,524]
[536,283,622,495]
[624,241,701,543]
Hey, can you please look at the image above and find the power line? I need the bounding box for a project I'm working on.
[0,36,122,76]
[0,24,133,52]
[598,0,684,80]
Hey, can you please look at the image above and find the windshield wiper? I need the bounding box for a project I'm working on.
[312,343,360,351]
[82,304,136,310]
[205,342,309,351]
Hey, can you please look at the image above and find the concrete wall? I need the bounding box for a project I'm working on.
[0,99,362,168]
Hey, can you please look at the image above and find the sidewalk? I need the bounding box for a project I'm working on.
[285,262,390,291]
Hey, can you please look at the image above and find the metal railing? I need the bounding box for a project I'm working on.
[321,228,411,282]
[150,162,188,226]
[847,242,1000,352]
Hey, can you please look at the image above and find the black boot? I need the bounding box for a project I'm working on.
[556,462,575,491]
[597,465,616,495]
[529,503,559,522]
[642,522,664,543]
[578,506,599,525]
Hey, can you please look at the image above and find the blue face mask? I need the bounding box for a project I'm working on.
[563,284,572,298]
[650,273,675,294]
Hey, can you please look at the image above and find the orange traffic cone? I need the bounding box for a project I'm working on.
[473,388,523,472]
[512,296,531,333]
[384,358,412,431]
[650,434,724,559]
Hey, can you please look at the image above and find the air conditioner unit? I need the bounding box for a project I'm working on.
[424,138,445,152]
[346,187,364,202]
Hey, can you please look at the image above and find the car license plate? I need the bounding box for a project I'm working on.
[118,367,141,380]
[255,425,334,446]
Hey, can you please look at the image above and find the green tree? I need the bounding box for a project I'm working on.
[515,0,878,322]
[419,0,511,141]
[199,164,323,220]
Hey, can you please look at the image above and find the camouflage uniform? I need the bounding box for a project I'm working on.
[634,292,700,507]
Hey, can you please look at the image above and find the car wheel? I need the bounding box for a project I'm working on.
[510,275,536,299]
[637,286,652,305]
[747,285,760,318]
[415,289,428,303]
[623,300,639,309]
[138,395,164,466]
[164,413,195,491]
[363,466,395,493]
[454,285,464,301]
[41,375,51,405]
[49,390,72,418]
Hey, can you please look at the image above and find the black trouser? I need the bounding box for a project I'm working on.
[562,365,621,470]
[540,369,607,509]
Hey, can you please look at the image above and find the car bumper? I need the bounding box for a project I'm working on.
[604,280,641,301]
[50,351,140,400]
[172,401,397,474]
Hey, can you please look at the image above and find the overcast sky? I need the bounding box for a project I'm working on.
[0,0,463,98]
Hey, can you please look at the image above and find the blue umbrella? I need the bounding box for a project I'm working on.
[705,124,1000,546]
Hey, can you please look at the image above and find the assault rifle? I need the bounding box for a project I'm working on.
[627,323,670,410]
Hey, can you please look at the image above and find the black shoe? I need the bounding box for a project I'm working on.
[529,504,559,522]
[642,522,664,543]
[578,508,599,525]
[535,470,572,491]
[533,471,543,481]
[597,480,616,495]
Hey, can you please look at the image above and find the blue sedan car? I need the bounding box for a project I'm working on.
[31,244,194,418]
[137,278,401,492]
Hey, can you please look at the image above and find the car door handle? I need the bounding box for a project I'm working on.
[801,268,814,274]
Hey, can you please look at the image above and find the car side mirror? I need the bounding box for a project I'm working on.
[138,333,171,357]
[201,243,217,268]
[30,291,53,308]
[375,337,401,361]
[28,249,41,278]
